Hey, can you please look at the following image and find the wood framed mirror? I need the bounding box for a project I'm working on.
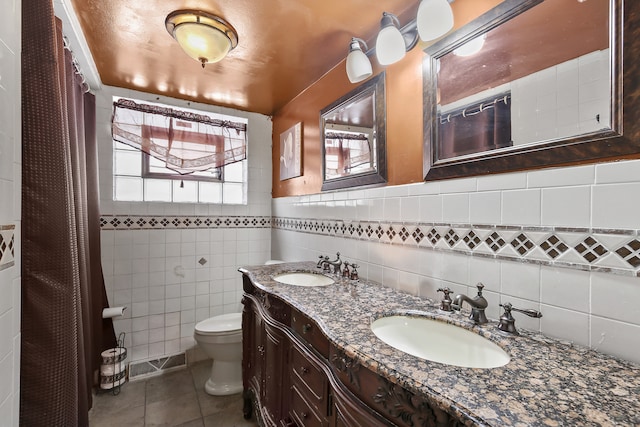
[321,73,387,191]
[423,0,638,181]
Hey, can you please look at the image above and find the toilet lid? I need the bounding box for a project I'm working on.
[195,313,242,335]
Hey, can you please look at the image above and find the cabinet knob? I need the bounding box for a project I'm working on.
[302,324,312,334]
[257,345,265,355]
[301,412,309,419]
[300,366,309,375]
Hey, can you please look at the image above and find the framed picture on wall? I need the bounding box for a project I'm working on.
[280,122,302,180]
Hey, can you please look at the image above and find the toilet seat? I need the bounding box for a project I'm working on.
[195,313,242,336]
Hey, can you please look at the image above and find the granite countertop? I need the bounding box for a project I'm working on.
[239,261,640,427]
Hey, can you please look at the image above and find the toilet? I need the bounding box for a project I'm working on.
[194,312,243,396]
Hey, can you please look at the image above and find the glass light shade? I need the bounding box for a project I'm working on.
[166,10,238,67]
[453,34,486,57]
[174,22,232,65]
[417,0,454,41]
[346,40,372,83]
[376,25,406,65]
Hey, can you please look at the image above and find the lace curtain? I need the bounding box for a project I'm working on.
[324,132,372,177]
[112,99,247,174]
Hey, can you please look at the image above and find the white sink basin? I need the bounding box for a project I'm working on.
[273,272,334,287]
[371,315,510,369]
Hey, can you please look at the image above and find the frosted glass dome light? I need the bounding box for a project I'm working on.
[166,10,238,68]
[417,0,454,41]
[376,12,406,66]
[346,38,373,83]
[453,34,486,57]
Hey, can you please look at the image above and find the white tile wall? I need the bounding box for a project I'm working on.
[0,0,20,423]
[272,159,640,365]
[97,87,273,363]
[511,49,610,145]
[441,50,611,149]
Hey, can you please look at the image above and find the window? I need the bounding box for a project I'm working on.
[112,98,248,204]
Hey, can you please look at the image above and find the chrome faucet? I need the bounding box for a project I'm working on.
[325,252,342,274]
[317,252,342,274]
[317,255,329,268]
[452,283,488,325]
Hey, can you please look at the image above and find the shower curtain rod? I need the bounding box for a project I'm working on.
[325,132,370,141]
[440,93,511,123]
[63,35,90,93]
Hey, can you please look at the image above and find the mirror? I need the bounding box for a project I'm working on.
[423,0,638,181]
[321,73,386,191]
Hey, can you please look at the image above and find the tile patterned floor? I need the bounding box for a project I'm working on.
[89,360,258,427]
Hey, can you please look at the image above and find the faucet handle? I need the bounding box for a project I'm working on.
[475,282,485,295]
[436,287,453,312]
[342,262,351,278]
[349,264,359,281]
[498,303,543,335]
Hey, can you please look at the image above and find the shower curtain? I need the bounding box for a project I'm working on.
[438,95,512,160]
[21,1,116,425]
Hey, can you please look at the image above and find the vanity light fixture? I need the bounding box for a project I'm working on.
[376,12,419,66]
[417,0,454,41]
[346,38,373,83]
[165,10,238,68]
[346,0,455,82]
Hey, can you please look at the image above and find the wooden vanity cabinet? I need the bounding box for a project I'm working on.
[242,275,294,426]
[241,274,464,427]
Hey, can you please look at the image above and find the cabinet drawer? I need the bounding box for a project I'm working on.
[292,309,329,358]
[291,343,326,403]
[290,384,328,427]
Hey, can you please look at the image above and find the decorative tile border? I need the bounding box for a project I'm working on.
[100,214,640,276]
[0,225,16,271]
[100,215,272,230]
[273,217,640,277]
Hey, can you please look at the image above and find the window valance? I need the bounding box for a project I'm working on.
[112,99,247,174]
[324,132,372,175]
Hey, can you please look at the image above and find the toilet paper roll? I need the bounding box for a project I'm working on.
[102,306,127,319]
[100,371,127,389]
[100,361,127,376]
[101,347,127,364]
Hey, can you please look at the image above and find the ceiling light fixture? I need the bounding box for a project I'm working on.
[346,38,373,83]
[165,10,238,68]
[453,33,486,56]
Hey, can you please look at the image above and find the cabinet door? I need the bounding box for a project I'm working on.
[242,299,265,393]
[242,300,255,386]
[264,322,287,422]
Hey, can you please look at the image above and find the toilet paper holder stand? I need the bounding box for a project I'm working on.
[100,331,127,395]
